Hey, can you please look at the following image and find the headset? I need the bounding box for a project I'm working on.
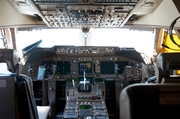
[162,16,180,51]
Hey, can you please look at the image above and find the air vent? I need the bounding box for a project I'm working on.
[33,0,138,4]
[33,0,79,4]
[94,0,138,5]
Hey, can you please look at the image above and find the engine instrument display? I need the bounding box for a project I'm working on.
[57,61,70,74]
[42,61,56,75]
[101,61,115,74]
[79,62,92,75]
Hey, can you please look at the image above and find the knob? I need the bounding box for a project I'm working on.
[49,87,53,90]
[86,116,92,119]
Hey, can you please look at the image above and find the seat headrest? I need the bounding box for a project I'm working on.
[120,83,180,119]
[0,49,19,72]
[156,52,180,77]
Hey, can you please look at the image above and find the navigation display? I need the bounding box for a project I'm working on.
[57,61,70,74]
[116,61,129,74]
[101,61,115,74]
[79,62,92,75]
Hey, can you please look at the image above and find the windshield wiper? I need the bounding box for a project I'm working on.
[22,39,42,56]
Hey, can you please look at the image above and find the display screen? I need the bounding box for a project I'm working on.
[115,61,129,74]
[37,66,46,80]
[79,77,92,84]
[80,105,91,110]
[42,61,56,74]
[68,78,76,82]
[101,61,115,74]
[79,62,92,75]
[95,78,103,82]
[57,61,70,74]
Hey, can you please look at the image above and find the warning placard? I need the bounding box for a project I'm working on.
[0,80,6,87]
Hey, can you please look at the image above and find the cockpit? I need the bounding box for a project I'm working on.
[1,0,180,119]
[20,43,145,118]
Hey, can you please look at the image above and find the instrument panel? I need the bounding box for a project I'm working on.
[25,46,144,82]
[24,46,144,119]
[28,55,142,82]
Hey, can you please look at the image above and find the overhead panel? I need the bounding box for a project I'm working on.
[32,0,138,28]
[7,0,163,28]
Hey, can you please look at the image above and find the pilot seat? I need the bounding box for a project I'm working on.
[156,52,180,83]
[0,49,50,119]
[120,52,180,119]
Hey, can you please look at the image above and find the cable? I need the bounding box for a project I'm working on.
[161,44,180,51]
[168,16,180,47]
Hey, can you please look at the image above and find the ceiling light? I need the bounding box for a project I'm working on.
[142,2,154,7]
[14,0,28,6]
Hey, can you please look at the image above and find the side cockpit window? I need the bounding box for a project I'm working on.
[0,28,7,48]
[0,29,11,74]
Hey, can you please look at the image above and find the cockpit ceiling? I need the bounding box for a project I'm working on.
[8,0,163,29]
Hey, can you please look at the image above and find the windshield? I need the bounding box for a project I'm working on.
[16,28,155,58]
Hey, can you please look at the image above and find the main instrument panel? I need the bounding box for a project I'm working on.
[24,46,144,119]
[37,60,135,77]
[26,46,143,79]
